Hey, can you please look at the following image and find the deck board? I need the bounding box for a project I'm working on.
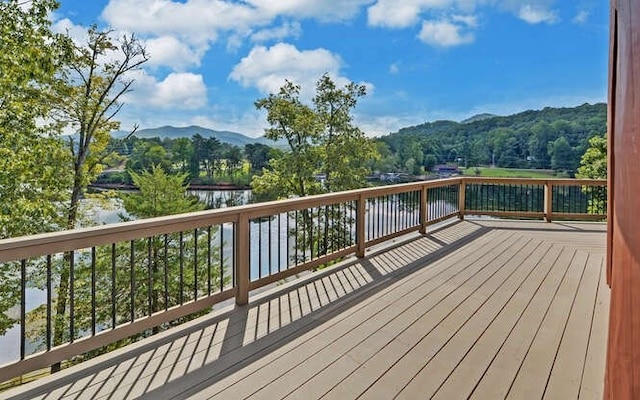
[2,220,608,400]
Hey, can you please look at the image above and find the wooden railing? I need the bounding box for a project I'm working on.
[0,177,606,383]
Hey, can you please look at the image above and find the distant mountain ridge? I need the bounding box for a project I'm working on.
[112,125,270,147]
[461,113,498,124]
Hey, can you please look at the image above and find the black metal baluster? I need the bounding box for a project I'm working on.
[70,251,75,341]
[111,243,116,328]
[179,232,184,305]
[268,215,273,274]
[278,214,282,273]
[219,224,224,292]
[258,218,263,279]
[92,247,97,335]
[207,226,212,295]
[130,242,135,322]
[148,238,153,316]
[46,255,52,350]
[164,235,169,310]
[20,259,26,359]
[194,229,198,300]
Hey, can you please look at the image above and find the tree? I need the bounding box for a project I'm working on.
[548,136,575,173]
[576,134,607,214]
[0,0,73,340]
[576,134,607,179]
[245,143,272,173]
[252,80,323,199]
[0,0,72,239]
[56,26,148,230]
[314,74,377,191]
[252,75,378,263]
[123,166,203,218]
[50,25,147,371]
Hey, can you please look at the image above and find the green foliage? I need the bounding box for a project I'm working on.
[123,165,204,219]
[252,75,378,264]
[379,103,606,175]
[576,134,607,214]
[577,135,607,180]
[0,0,72,239]
[252,75,378,199]
[55,26,148,228]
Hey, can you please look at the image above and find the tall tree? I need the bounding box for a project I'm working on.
[252,75,378,262]
[56,26,148,230]
[314,74,375,191]
[50,25,147,370]
[576,134,607,179]
[0,0,71,239]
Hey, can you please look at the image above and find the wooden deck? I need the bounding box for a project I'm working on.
[2,220,609,400]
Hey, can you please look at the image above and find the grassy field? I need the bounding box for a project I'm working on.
[460,167,564,179]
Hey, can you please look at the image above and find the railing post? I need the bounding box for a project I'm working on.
[458,178,466,220]
[356,194,366,258]
[235,214,250,305]
[419,186,428,234]
[544,181,553,223]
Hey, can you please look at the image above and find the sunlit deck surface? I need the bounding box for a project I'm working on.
[4,219,608,400]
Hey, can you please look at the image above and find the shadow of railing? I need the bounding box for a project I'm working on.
[5,221,493,400]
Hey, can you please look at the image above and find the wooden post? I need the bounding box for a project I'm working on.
[356,194,366,258]
[544,182,553,222]
[235,214,250,305]
[419,186,428,234]
[458,179,466,220]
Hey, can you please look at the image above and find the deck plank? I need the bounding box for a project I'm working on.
[1,220,608,400]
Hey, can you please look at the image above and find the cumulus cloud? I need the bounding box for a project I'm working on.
[573,10,589,24]
[145,36,207,70]
[389,63,400,74]
[230,43,365,98]
[251,21,302,42]
[367,0,451,28]
[517,4,559,24]
[126,71,208,110]
[418,18,475,47]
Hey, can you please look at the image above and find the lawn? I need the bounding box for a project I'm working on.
[461,167,563,179]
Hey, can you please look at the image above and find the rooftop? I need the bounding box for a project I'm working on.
[3,219,608,400]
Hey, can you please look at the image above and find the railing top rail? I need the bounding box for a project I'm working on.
[461,177,607,186]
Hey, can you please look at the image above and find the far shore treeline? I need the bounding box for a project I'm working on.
[98,102,606,188]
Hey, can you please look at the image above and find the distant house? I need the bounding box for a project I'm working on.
[434,165,459,176]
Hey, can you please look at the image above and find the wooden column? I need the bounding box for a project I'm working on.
[605,1,640,398]
[458,179,466,220]
[235,214,250,305]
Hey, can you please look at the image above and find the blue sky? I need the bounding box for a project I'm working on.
[52,0,609,137]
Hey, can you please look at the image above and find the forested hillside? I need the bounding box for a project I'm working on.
[375,103,606,176]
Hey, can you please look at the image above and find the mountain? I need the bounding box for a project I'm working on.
[112,125,270,147]
[461,113,498,124]
[379,102,607,173]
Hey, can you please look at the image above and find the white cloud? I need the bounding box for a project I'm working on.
[418,19,475,47]
[145,36,206,70]
[101,0,268,45]
[355,114,426,136]
[452,14,478,28]
[573,10,589,24]
[245,0,374,22]
[251,21,302,42]
[389,63,400,74]
[367,0,451,28]
[230,43,364,98]
[517,4,559,24]
[126,71,208,110]
[52,17,89,42]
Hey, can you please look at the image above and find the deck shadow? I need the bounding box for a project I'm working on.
[5,222,492,400]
